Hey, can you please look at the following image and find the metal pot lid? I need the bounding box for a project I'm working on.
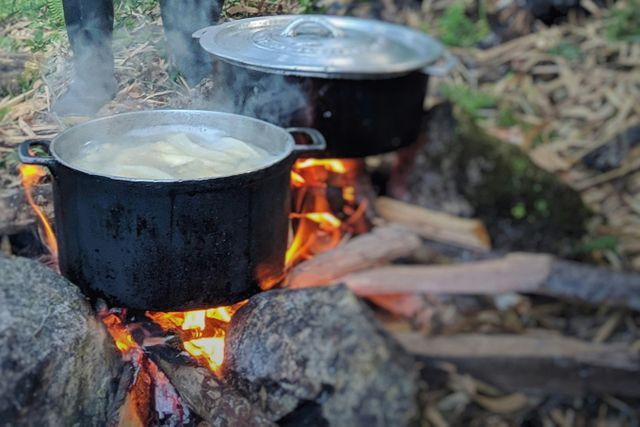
[195,15,445,79]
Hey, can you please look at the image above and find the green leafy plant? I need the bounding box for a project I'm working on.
[576,235,619,254]
[548,42,583,62]
[437,0,490,47]
[0,35,18,51]
[298,0,316,13]
[45,0,64,27]
[0,0,46,20]
[26,28,47,51]
[510,202,527,219]
[606,0,640,42]
[0,106,9,121]
[440,83,496,118]
[496,106,517,127]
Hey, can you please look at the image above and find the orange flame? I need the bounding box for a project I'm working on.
[100,311,139,356]
[285,158,368,267]
[19,164,59,268]
[142,158,368,377]
[147,303,243,375]
[20,154,368,376]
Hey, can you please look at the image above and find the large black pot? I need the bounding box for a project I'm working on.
[19,110,325,311]
[195,15,455,158]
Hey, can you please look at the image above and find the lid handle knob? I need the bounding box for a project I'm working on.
[281,17,344,38]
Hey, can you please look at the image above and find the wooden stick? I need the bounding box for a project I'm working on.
[374,197,491,251]
[338,254,640,311]
[286,224,421,288]
[341,253,552,295]
[392,330,640,398]
[148,350,274,426]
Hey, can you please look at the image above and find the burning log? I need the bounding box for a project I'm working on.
[335,253,640,311]
[393,331,640,398]
[286,224,421,288]
[147,349,274,426]
[0,256,127,425]
[375,196,491,251]
[223,285,420,426]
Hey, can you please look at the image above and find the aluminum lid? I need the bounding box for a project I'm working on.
[194,15,446,79]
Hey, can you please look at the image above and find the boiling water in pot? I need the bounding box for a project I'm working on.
[67,130,276,180]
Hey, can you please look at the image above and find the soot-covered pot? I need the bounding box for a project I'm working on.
[194,15,456,158]
[19,110,325,310]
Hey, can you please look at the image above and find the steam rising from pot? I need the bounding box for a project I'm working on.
[189,63,312,127]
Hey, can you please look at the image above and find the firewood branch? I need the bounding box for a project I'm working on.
[338,254,640,311]
[289,237,640,311]
[391,330,640,398]
[147,348,274,426]
[286,224,421,288]
[375,196,491,251]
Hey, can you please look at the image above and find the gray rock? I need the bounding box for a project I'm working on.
[224,285,419,427]
[0,256,124,426]
[395,104,591,256]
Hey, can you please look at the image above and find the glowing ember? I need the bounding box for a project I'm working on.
[99,310,139,356]
[19,164,59,268]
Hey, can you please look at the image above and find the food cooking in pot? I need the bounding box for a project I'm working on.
[68,132,275,180]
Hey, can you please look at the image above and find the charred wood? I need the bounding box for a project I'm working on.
[147,347,274,427]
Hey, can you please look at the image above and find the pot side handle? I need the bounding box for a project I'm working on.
[422,51,458,77]
[287,127,327,156]
[19,139,57,168]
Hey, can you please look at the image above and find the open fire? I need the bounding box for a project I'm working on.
[19,164,59,270]
[19,157,369,374]
[287,158,369,267]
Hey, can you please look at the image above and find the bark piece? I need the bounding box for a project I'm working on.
[286,224,421,288]
[393,330,640,398]
[375,196,491,251]
[0,255,125,426]
[224,285,420,426]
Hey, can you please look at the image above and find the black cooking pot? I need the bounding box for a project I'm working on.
[194,15,455,158]
[19,110,325,311]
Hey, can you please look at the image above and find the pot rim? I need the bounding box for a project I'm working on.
[44,109,304,184]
